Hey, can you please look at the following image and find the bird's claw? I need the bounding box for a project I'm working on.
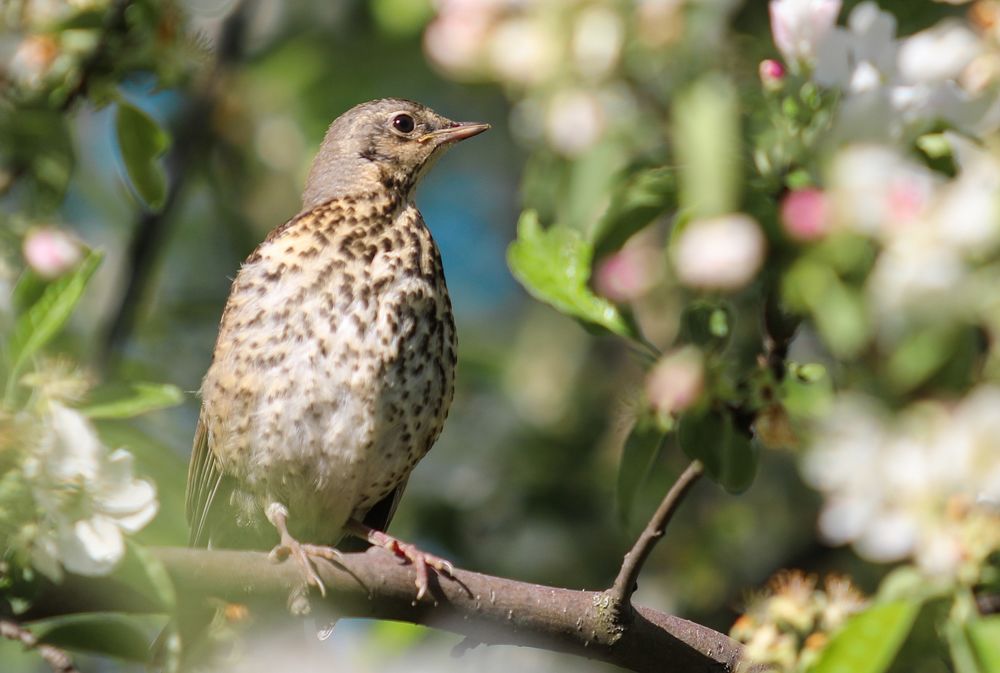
[269,539,341,599]
[382,538,453,601]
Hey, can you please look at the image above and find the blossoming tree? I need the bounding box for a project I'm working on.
[2,0,1000,672]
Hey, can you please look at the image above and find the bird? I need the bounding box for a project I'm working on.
[185,98,489,600]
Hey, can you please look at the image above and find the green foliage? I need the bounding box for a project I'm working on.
[4,251,101,386]
[35,614,153,663]
[115,101,171,211]
[593,167,676,258]
[616,413,669,524]
[80,381,185,419]
[967,616,1000,673]
[811,602,920,673]
[507,210,636,340]
[677,408,758,494]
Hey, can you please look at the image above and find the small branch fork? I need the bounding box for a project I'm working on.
[1,619,79,673]
[609,460,705,611]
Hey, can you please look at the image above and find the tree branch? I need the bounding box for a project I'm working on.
[24,546,742,673]
[610,460,705,608]
[1,619,79,673]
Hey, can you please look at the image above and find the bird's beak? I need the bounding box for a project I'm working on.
[419,121,491,144]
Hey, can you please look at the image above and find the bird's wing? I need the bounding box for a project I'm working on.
[185,417,227,547]
[362,478,409,533]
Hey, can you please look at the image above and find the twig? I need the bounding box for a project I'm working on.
[609,460,705,609]
[59,0,132,111]
[0,619,79,673]
[22,545,744,673]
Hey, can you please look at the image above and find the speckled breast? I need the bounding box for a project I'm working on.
[200,194,456,540]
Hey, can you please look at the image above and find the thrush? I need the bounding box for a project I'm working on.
[186,98,488,600]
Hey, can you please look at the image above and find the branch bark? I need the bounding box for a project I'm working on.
[24,546,743,673]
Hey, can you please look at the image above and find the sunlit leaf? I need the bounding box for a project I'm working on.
[677,408,757,494]
[6,251,102,377]
[886,325,959,393]
[115,101,171,211]
[35,613,151,663]
[968,616,1000,673]
[811,601,920,673]
[507,210,634,339]
[616,414,668,524]
[80,382,185,419]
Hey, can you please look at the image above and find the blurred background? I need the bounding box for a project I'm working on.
[0,0,983,670]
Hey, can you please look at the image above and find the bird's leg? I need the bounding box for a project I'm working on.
[265,503,340,598]
[345,519,454,601]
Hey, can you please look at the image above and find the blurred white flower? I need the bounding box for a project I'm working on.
[814,4,987,139]
[23,227,83,279]
[769,0,842,66]
[423,1,497,78]
[829,145,938,237]
[544,89,605,156]
[26,403,158,580]
[898,21,981,83]
[802,389,1000,579]
[8,34,60,89]
[489,17,558,86]
[572,6,623,81]
[830,139,1000,319]
[672,214,766,290]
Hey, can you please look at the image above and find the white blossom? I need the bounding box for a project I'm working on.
[802,389,1000,578]
[813,3,987,140]
[768,0,842,66]
[25,403,158,580]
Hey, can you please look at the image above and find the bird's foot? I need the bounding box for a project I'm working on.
[346,519,453,601]
[266,503,341,599]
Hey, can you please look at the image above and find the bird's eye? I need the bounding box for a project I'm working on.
[391,113,416,135]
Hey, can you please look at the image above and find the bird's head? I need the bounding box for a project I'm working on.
[302,98,489,210]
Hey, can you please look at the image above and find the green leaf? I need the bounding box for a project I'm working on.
[811,601,920,673]
[968,616,1000,673]
[616,414,669,524]
[35,614,152,663]
[79,381,184,419]
[507,210,634,339]
[672,74,741,218]
[885,325,958,393]
[680,300,732,351]
[677,408,757,493]
[593,167,675,258]
[115,101,171,211]
[6,251,102,377]
[370,0,432,36]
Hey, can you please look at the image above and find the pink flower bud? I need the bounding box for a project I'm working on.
[780,188,830,242]
[594,244,661,303]
[759,59,786,90]
[23,228,83,279]
[645,347,704,416]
